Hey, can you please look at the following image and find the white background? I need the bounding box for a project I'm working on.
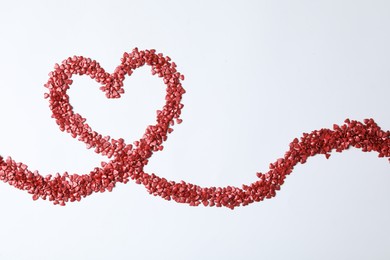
[0,1,389,259]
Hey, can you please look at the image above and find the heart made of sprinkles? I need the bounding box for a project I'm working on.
[0,48,389,209]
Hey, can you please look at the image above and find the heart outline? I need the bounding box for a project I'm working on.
[0,48,389,209]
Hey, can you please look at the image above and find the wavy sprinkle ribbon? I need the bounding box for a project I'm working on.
[0,48,389,209]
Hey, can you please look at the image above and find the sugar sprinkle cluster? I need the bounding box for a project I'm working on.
[0,48,389,209]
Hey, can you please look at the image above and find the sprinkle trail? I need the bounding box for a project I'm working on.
[0,48,389,209]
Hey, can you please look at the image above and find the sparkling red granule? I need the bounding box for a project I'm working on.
[0,48,389,209]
